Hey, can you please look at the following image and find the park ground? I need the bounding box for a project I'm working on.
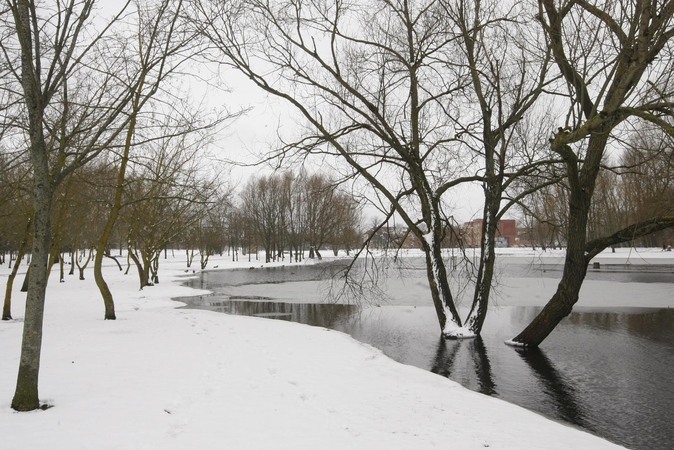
[4,247,668,449]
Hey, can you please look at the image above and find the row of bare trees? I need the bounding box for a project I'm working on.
[0,167,360,300]
[0,142,222,313]
[234,171,361,263]
[0,0,236,411]
[520,129,674,249]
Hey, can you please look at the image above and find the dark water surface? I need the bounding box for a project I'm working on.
[177,263,674,450]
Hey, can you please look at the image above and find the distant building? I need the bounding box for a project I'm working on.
[462,219,518,248]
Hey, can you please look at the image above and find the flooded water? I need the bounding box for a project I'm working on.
[177,262,674,450]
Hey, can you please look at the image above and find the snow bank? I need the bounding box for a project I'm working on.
[0,252,627,449]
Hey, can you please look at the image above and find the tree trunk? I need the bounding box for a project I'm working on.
[3,219,32,321]
[509,230,589,346]
[12,0,54,404]
[68,250,75,276]
[464,190,500,334]
[94,65,141,320]
[421,230,463,337]
[151,255,159,284]
[200,253,209,270]
[12,187,52,411]
[463,231,497,334]
[509,137,600,346]
[20,266,30,292]
[94,235,117,319]
[58,252,65,282]
[104,251,123,271]
[128,250,148,289]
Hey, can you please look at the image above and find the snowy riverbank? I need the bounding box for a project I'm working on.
[2,249,655,449]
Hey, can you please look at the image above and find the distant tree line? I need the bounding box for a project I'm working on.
[234,171,362,263]
[0,147,220,295]
[519,128,674,250]
[0,163,361,293]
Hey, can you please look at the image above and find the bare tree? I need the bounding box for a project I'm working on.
[191,0,552,337]
[510,0,674,347]
[440,0,555,333]
[123,132,218,288]
[240,174,284,263]
[91,0,215,320]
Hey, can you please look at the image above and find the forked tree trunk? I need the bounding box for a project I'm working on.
[200,252,209,270]
[76,248,93,280]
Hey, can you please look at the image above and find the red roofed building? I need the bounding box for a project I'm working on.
[462,219,517,248]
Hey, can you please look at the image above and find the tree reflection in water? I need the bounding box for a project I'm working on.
[431,337,496,396]
[514,347,590,431]
[430,337,589,431]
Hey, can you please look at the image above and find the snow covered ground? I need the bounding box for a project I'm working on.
[3,247,668,449]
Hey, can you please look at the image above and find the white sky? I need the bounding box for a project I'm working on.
[88,2,500,225]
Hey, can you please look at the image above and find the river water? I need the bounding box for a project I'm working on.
[177,260,674,450]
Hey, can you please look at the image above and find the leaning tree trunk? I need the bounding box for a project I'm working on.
[20,266,30,292]
[128,249,149,289]
[509,138,600,346]
[94,73,141,320]
[3,219,32,320]
[508,208,590,346]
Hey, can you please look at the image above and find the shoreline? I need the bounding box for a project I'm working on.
[0,248,655,449]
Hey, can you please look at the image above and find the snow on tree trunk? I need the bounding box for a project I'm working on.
[421,231,463,337]
[463,198,500,336]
